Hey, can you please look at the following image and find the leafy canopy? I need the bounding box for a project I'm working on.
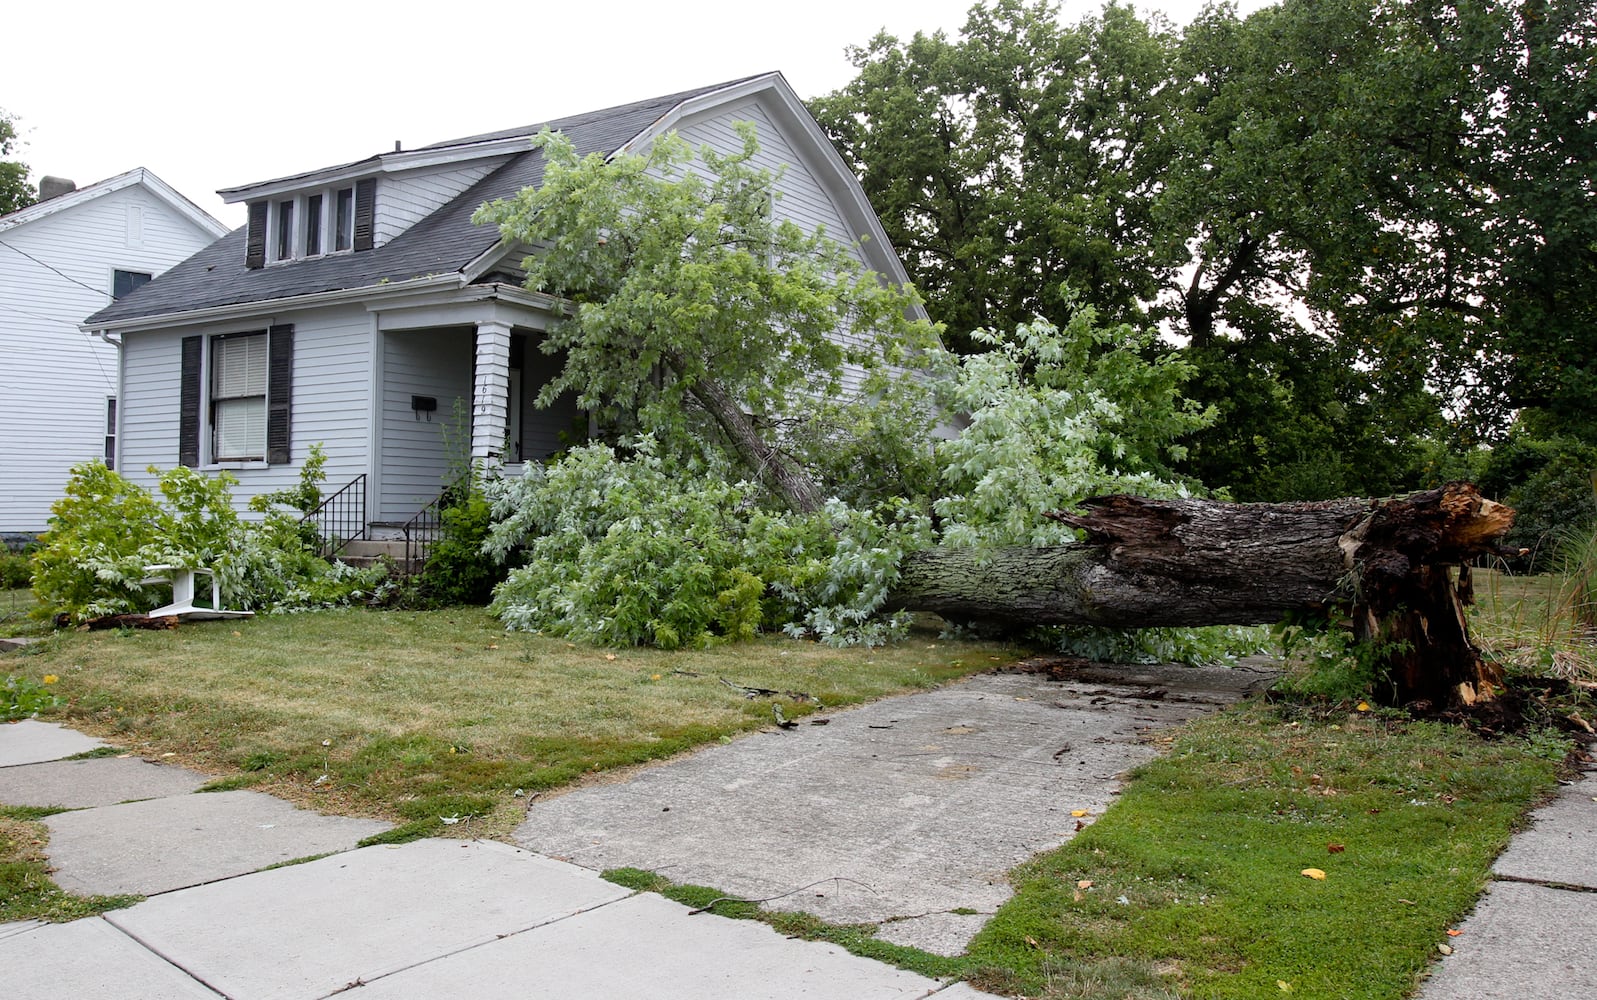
[814,0,1597,496]
[0,108,33,216]
[474,124,938,509]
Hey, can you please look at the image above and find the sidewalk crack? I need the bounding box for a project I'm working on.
[1492,873,1597,894]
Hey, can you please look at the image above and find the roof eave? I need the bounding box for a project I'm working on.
[84,272,467,335]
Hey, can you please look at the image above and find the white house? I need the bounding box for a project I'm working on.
[1,169,228,541]
[84,74,918,547]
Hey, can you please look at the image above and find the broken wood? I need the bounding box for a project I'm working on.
[886,484,1517,709]
[82,613,179,631]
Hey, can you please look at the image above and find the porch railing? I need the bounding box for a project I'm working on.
[401,474,469,574]
[401,494,443,574]
[301,474,368,558]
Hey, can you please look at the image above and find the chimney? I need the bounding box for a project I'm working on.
[38,176,77,200]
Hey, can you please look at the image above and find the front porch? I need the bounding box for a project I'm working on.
[305,290,586,562]
[370,294,585,530]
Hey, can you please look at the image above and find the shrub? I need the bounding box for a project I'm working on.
[0,547,33,589]
[31,459,384,623]
[1479,433,1597,571]
[3,673,61,722]
[417,489,505,607]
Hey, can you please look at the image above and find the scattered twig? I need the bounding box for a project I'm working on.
[674,669,817,703]
[717,676,817,703]
[773,704,798,729]
[688,876,878,915]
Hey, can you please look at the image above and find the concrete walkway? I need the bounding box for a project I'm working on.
[515,661,1271,954]
[0,719,992,1000]
[1415,766,1597,1000]
[5,665,1592,999]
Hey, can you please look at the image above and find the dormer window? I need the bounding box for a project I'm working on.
[246,179,373,268]
[275,200,294,260]
[335,187,354,251]
[305,194,323,256]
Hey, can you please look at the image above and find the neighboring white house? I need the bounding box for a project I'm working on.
[84,73,919,543]
[1,168,228,542]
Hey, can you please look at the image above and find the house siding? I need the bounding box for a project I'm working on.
[0,183,217,535]
[378,328,474,521]
[675,100,876,395]
[374,159,507,247]
[119,304,373,514]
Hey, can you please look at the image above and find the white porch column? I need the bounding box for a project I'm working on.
[471,320,512,468]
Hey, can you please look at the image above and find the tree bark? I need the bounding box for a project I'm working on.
[663,350,826,515]
[886,484,1517,709]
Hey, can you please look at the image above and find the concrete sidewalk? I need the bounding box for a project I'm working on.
[1416,766,1597,1000]
[0,719,992,1000]
[6,674,1593,999]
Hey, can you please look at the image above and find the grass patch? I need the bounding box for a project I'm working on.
[0,804,69,821]
[1,587,43,639]
[1472,569,1597,683]
[20,605,1013,838]
[0,813,141,922]
[62,746,124,760]
[255,852,335,872]
[961,701,1567,999]
[601,867,964,981]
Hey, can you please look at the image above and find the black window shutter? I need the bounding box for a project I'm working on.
[353,179,376,252]
[179,336,202,467]
[246,202,268,269]
[267,324,294,465]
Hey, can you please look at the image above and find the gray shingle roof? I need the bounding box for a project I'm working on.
[87,75,772,327]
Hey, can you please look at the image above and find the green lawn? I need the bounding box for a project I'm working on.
[16,606,1017,839]
[4,600,1577,994]
[961,702,1566,999]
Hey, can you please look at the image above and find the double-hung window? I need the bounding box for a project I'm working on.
[304,193,323,256]
[104,397,117,469]
[180,324,292,468]
[211,333,268,462]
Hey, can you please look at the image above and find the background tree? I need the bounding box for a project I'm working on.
[1,108,34,216]
[814,0,1597,502]
[475,125,938,514]
[810,0,1175,349]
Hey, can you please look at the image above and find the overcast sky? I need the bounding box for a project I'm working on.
[3,0,1266,229]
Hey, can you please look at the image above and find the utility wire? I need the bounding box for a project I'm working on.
[0,238,112,297]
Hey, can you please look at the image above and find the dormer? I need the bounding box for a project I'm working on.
[220,141,522,270]
[242,179,374,268]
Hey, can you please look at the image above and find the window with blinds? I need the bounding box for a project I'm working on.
[211,333,268,461]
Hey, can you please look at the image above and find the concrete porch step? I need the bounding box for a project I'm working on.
[339,540,410,560]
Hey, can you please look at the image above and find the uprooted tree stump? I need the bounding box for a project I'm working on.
[885,483,1518,710]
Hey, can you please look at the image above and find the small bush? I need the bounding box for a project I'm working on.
[0,547,33,589]
[31,459,384,623]
[1479,434,1597,571]
[3,673,61,722]
[418,489,505,607]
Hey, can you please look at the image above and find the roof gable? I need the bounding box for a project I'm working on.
[0,167,228,240]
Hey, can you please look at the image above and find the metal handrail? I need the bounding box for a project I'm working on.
[401,475,468,574]
[301,474,367,558]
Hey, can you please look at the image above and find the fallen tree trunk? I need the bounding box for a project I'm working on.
[886,484,1518,709]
